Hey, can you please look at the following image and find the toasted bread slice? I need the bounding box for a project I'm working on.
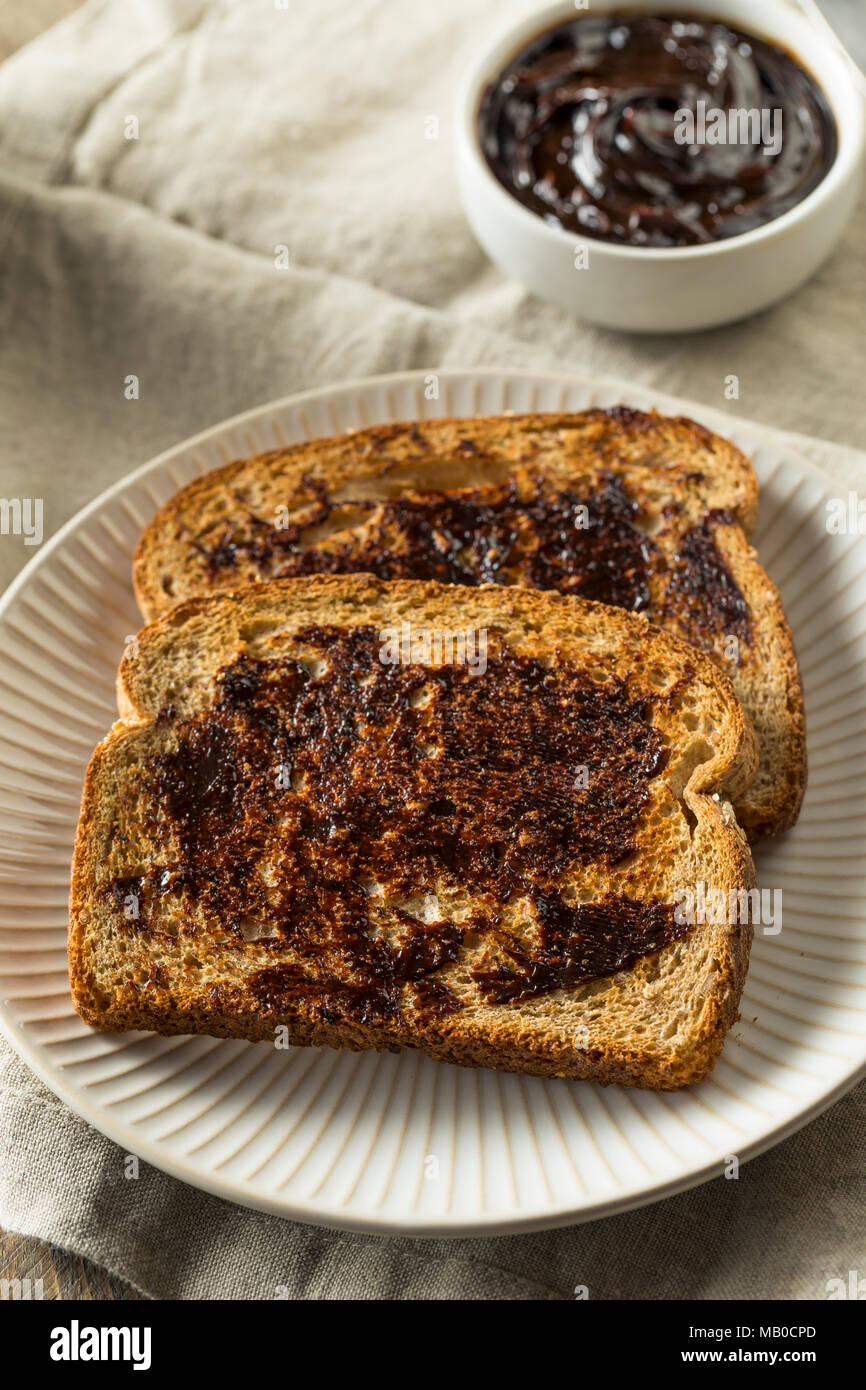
[71,576,758,1089]
[134,409,804,840]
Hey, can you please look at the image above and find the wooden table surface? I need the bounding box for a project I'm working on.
[1,0,863,1303]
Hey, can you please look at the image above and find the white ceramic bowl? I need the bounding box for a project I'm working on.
[455,0,866,332]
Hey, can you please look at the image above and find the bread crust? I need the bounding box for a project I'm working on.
[70,576,759,1089]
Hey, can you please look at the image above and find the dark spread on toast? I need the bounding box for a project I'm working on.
[195,474,752,657]
[662,509,751,654]
[198,474,655,611]
[474,888,680,1006]
[477,13,837,247]
[106,627,687,1023]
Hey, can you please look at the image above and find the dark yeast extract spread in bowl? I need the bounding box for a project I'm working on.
[478,11,837,248]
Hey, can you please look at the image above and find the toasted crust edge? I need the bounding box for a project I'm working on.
[734,567,806,839]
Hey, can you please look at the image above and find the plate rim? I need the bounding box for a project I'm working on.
[2,1003,864,1237]
[1,365,863,1237]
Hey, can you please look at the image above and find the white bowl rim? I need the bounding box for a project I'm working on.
[455,0,866,263]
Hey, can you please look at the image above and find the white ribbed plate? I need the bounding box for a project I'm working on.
[1,368,864,1236]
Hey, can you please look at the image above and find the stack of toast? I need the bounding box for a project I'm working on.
[70,408,804,1089]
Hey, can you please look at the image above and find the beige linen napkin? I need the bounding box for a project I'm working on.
[0,0,863,1299]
